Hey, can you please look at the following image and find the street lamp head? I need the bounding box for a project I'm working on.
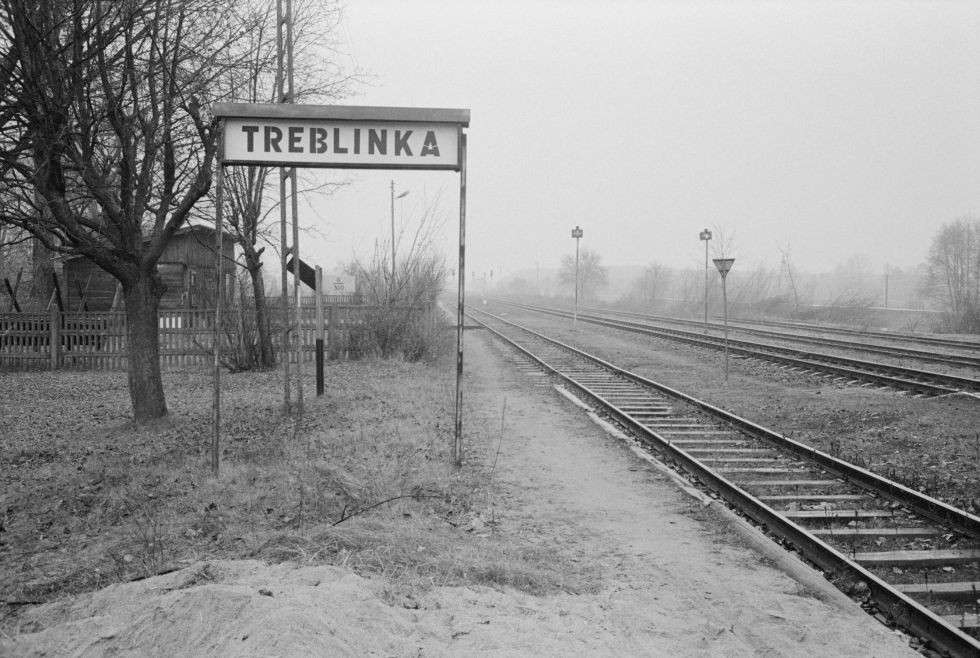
[395,190,409,199]
[712,257,735,277]
[700,229,712,241]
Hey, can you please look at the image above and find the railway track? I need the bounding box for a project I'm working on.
[470,307,980,657]
[496,300,980,398]
[582,306,980,371]
[728,315,980,353]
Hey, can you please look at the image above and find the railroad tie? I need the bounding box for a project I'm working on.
[852,548,980,567]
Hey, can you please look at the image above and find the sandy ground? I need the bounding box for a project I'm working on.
[0,332,919,657]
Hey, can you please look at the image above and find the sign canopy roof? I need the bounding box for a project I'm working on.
[213,103,470,127]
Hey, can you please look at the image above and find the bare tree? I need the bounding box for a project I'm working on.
[626,262,671,308]
[924,217,980,332]
[729,264,773,309]
[676,267,703,313]
[352,189,448,307]
[0,0,251,421]
[711,225,737,259]
[776,246,800,313]
[559,247,608,303]
[216,0,358,369]
[345,194,449,360]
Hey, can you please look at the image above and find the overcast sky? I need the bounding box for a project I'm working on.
[299,0,980,283]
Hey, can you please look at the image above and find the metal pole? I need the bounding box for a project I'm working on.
[453,133,467,466]
[574,234,580,329]
[712,257,734,383]
[276,0,290,414]
[279,170,291,413]
[290,168,303,413]
[722,273,729,383]
[315,265,324,396]
[390,179,396,293]
[211,127,225,476]
[704,238,709,330]
[285,0,294,100]
[286,0,303,413]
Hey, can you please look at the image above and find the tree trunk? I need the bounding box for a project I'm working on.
[248,261,276,368]
[31,236,55,310]
[124,272,168,422]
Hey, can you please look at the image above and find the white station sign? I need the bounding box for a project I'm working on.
[215,104,468,171]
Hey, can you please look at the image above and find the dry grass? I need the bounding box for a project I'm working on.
[0,352,594,627]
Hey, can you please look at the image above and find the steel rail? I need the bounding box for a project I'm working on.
[584,306,980,370]
[729,315,980,351]
[469,307,980,657]
[500,300,979,396]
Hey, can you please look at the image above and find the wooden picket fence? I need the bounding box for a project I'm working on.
[0,303,379,372]
[0,313,55,370]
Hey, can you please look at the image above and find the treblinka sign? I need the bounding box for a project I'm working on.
[212,101,471,467]
[215,103,468,170]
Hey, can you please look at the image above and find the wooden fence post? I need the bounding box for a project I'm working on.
[327,304,338,360]
[49,306,60,370]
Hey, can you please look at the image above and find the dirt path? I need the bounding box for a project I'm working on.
[442,331,917,656]
[1,332,919,656]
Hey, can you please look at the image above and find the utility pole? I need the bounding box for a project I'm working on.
[276,0,303,414]
[700,229,712,332]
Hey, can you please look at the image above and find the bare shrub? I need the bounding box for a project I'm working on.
[346,195,450,362]
[797,291,877,326]
[346,293,445,362]
[195,276,271,372]
[936,306,980,334]
[221,301,263,372]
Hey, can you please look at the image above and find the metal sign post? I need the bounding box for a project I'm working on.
[211,128,224,476]
[571,225,583,329]
[712,257,735,383]
[699,228,712,332]
[315,265,324,396]
[276,0,295,415]
[453,133,467,465]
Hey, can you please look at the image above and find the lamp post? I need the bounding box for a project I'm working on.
[699,229,712,332]
[712,257,735,383]
[390,180,409,288]
[571,225,583,329]
[884,265,890,309]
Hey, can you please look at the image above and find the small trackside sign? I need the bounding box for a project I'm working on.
[325,273,355,294]
[214,104,469,171]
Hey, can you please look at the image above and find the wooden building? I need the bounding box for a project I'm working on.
[63,226,236,312]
